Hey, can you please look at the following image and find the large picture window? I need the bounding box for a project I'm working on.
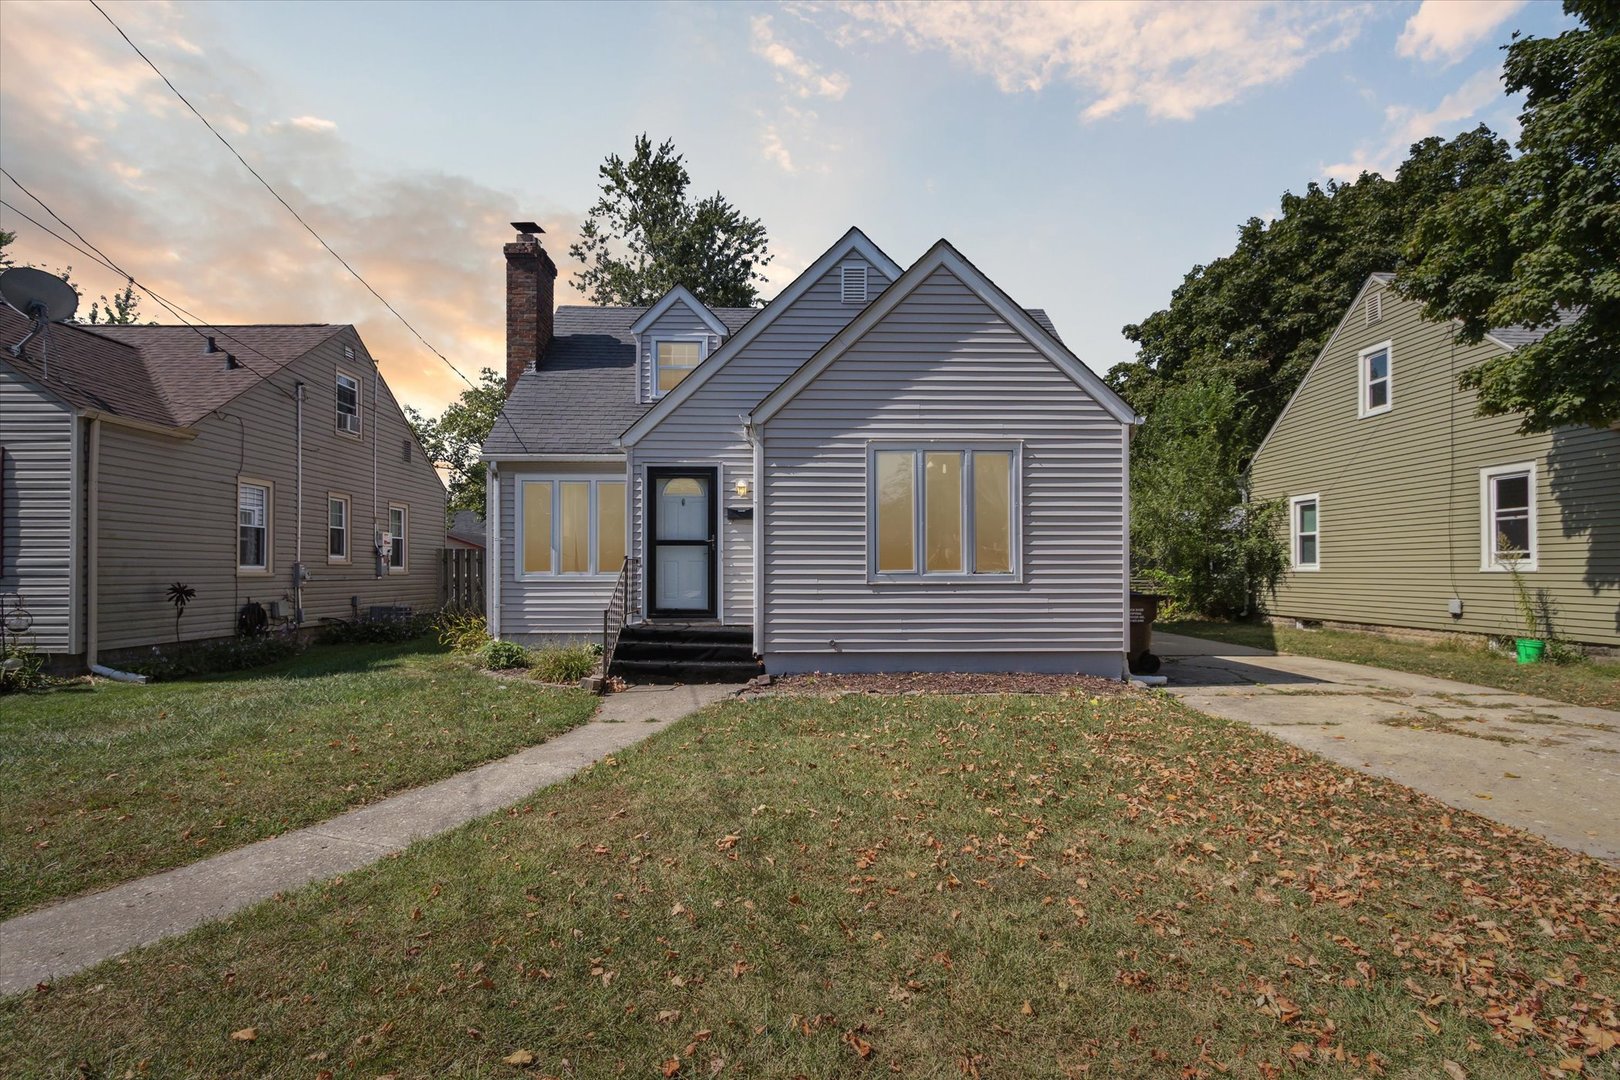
[1480,463,1537,571]
[519,478,627,577]
[238,480,271,572]
[869,445,1018,579]
[654,339,705,395]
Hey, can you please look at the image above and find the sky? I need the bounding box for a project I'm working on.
[0,0,1576,416]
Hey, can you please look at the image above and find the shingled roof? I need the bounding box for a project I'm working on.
[484,304,1064,457]
[1,307,346,429]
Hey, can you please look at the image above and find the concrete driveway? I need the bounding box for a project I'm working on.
[1154,632,1620,864]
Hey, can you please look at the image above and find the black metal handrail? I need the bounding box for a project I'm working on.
[601,556,637,690]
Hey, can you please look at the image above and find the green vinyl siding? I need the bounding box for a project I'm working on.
[1249,281,1620,647]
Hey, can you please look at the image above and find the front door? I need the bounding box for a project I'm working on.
[647,468,717,618]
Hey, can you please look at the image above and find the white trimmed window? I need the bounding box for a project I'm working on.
[868,445,1018,580]
[1290,494,1320,571]
[336,372,362,435]
[327,494,349,563]
[1480,464,1537,571]
[388,504,407,572]
[238,480,271,573]
[1358,341,1393,417]
[518,478,627,578]
[653,339,706,395]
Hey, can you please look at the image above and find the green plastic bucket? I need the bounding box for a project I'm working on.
[1515,638,1545,664]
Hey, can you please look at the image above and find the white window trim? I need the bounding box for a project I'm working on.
[864,441,1022,585]
[327,493,351,565]
[387,502,408,574]
[1479,462,1538,572]
[336,370,363,437]
[237,477,273,576]
[516,477,627,580]
[1289,493,1320,571]
[1357,340,1393,418]
[650,336,709,400]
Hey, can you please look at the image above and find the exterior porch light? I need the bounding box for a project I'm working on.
[735,478,750,499]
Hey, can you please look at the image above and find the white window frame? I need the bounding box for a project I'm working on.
[1289,494,1320,571]
[387,503,408,574]
[1357,340,1393,418]
[336,371,362,436]
[651,337,708,399]
[516,477,627,580]
[864,442,1022,584]
[327,493,350,564]
[237,477,273,575]
[1479,463,1538,572]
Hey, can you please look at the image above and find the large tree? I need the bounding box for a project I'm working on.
[1398,0,1619,432]
[569,135,772,308]
[0,231,148,324]
[406,367,505,519]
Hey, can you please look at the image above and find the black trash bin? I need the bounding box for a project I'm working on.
[1128,591,1166,675]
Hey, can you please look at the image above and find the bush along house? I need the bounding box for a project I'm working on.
[482,223,1140,681]
[0,304,447,672]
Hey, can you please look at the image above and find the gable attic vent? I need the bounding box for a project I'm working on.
[841,264,868,304]
[1365,292,1382,325]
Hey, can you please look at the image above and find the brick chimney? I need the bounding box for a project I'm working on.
[504,221,557,394]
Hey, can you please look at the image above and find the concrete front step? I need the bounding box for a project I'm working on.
[612,658,762,684]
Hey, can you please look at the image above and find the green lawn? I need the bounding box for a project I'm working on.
[0,641,597,919]
[6,691,1615,1077]
[1160,619,1620,710]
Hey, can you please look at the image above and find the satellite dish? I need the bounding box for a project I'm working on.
[1,266,80,323]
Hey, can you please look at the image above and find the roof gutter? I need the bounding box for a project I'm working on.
[478,452,624,463]
[78,409,198,440]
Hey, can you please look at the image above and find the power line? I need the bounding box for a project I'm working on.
[87,0,477,395]
[1,189,297,397]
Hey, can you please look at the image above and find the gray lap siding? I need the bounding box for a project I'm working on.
[0,366,77,654]
[760,268,1128,671]
[496,461,625,640]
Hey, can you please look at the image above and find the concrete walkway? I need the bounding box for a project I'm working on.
[1155,632,1620,865]
[0,682,738,996]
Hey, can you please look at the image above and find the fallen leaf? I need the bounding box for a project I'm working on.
[1442,1060,1467,1080]
[229,1027,257,1042]
[661,1059,681,1077]
[1021,1000,1035,1017]
[502,1049,536,1067]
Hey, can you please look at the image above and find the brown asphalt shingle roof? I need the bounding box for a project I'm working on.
[0,308,345,428]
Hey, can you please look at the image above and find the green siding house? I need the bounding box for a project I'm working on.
[1249,273,1619,649]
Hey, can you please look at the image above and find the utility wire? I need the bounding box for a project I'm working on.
[1,191,297,397]
[88,0,475,394]
[87,0,530,452]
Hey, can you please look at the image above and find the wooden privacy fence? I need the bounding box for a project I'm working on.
[441,548,485,613]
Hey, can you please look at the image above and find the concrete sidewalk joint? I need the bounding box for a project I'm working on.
[0,682,737,997]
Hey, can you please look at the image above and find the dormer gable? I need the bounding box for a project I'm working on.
[631,285,729,403]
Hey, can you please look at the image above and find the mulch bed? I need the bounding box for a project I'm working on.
[765,671,1135,696]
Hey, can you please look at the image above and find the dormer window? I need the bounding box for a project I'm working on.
[841,263,868,304]
[654,338,706,395]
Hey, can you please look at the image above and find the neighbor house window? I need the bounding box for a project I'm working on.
[327,495,349,563]
[1481,463,1537,571]
[654,339,705,395]
[337,372,362,435]
[238,480,271,572]
[388,504,407,572]
[1358,342,1392,417]
[519,478,626,577]
[869,445,1018,579]
[1290,495,1320,570]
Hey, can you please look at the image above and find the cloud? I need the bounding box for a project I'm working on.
[751,15,850,100]
[0,0,568,415]
[819,0,1372,121]
[760,125,797,174]
[1321,65,1504,180]
[1396,0,1526,65]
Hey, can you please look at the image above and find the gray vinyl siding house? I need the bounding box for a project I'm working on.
[484,226,1139,678]
[0,309,448,669]
[1249,274,1619,648]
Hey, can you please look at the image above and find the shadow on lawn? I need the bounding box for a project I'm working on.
[196,637,447,683]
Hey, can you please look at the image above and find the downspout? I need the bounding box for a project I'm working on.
[372,367,381,578]
[487,462,501,638]
[748,420,765,660]
[294,381,305,623]
[86,417,100,667]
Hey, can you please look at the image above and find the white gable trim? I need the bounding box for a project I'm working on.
[748,240,1140,427]
[619,227,903,447]
[628,284,729,338]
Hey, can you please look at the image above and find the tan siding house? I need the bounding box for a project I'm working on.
[1248,275,1619,647]
[0,308,447,669]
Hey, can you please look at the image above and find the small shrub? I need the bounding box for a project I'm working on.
[483,639,529,671]
[125,633,306,681]
[1,646,49,694]
[318,612,435,645]
[532,642,598,684]
[437,609,490,655]
[1543,638,1587,666]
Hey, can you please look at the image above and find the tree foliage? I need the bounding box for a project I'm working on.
[405,368,505,520]
[1130,375,1289,618]
[1399,1,1619,432]
[569,135,772,308]
[86,279,148,325]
